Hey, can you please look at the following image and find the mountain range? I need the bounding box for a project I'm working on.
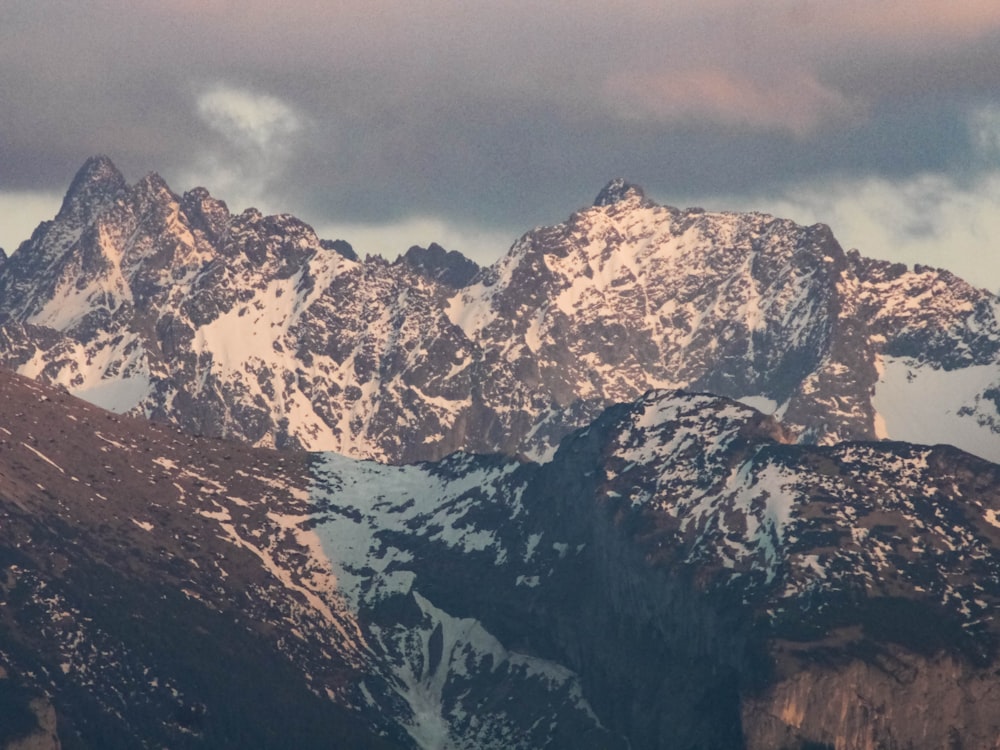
[1,157,998,465]
[2,158,1000,748]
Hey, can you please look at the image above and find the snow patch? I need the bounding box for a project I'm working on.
[736,395,778,415]
[872,357,1000,463]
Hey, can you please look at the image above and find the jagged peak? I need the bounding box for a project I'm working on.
[71,155,124,189]
[130,172,181,214]
[238,206,264,223]
[319,239,359,262]
[181,187,232,242]
[181,186,229,214]
[135,170,172,194]
[593,178,647,207]
[57,155,127,221]
[399,242,480,288]
[182,186,218,205]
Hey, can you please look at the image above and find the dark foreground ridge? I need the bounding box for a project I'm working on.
[3,367,1000,748]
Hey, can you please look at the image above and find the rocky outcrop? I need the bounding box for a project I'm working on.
[0,669,60,750]
[743,648,1000,749]
[3,698,60,750]
[400,242,480,288]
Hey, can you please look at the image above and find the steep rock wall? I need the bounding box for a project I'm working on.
[742,648,1000,749]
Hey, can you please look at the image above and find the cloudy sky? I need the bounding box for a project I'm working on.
[3,1,1000,289]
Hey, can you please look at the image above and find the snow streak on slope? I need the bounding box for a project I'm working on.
[309,452,524,607]
[306,452,609,749]
[196,249,347,371]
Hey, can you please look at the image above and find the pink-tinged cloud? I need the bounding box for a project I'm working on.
[827,0,1000,42]
[604,68,864,136]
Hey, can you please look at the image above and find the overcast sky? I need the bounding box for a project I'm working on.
[3,1,1000,289]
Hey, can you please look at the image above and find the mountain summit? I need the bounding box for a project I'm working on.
[56,154,127,223]
[593,177,647,206]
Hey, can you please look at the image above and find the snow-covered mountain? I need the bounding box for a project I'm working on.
[2,158,999,464]
[4,368,1000,749]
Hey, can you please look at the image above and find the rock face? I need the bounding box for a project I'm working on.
[742,650,1000,749]
[1,697,60,750]
[400,242,480,288]
[0,666,60,750]
[1,157,998,464]
[4,368,1000,748]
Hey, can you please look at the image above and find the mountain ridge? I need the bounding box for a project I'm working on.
[3,366,1000,747]
[6,158,1000,748]
[0,156,997,467]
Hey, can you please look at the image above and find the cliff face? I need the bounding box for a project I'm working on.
[743,649,1000,749]
[3,698,60,750]
[509,406,754,749]
[0,668,60,750]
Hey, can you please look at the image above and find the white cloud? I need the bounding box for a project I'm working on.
[196,83,304,154]
[0,190,62,255]
[178,83,310,213]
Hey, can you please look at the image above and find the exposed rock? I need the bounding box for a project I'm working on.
[4,697,60,750]
[399,242,479,288]
[593,177,648,207]
[1,157,998,465]
[3,368,1000,747]
[320,238,359,262]
[742,648,1000,749]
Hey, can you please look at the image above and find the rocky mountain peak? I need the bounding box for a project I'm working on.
[181,187,232,242]
[400,242,480,288]
[2,159,1000,465]
[68,154,124,190]
[593,177,647,207]
[134,171,174,199]
[56,154,127,223]
[319,238,359,262]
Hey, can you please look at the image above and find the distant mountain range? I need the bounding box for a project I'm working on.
[1,157,998,464]
[2,158,1000,749]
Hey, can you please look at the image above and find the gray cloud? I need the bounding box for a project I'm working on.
[3,1,1000,275]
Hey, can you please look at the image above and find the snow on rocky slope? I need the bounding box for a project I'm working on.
[1,159,999,465]
[0,366,614,748]
[6,365,1000,748]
